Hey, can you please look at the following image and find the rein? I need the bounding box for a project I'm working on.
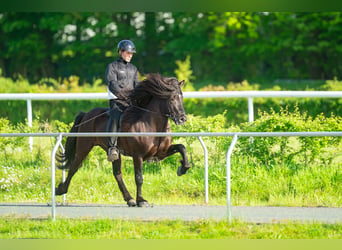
[74,110,109,128]
[131,104,172,118]
[74,105,172,128]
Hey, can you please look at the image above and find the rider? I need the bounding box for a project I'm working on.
[105,39,140,162]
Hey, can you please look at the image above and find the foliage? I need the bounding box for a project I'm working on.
[2,72,342,133]
[0,74,104,93]
[174,55,195,91]
[0,74,107,124]
[320,77,342,91]
[172,112,238,167]
[238,106,342,167]
[1,12,342,83]
[0,118,27,160]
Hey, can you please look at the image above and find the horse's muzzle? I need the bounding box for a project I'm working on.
[174,114,187,125]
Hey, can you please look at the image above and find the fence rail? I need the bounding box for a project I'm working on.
[2,91,342,150]
[2,90,342,124]
[2,90,342,100]
[1,131,342,221]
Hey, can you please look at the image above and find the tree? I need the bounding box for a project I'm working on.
[0,13,63,81]
[1,12,342,84]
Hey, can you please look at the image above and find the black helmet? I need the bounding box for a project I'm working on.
[117,40,136,53]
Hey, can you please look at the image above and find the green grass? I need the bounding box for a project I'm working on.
[1,114,342,241]
[1,141,342,207]
[1,217,341,239]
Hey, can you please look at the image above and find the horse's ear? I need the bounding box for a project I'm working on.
[179,80,185,88]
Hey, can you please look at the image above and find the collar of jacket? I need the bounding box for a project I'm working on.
[118,57,128,64]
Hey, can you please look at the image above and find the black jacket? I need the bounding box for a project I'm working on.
[105,57,139,100]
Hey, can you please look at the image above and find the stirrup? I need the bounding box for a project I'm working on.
[107,147,119,161]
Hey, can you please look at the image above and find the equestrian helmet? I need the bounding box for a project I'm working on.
[117,40,136,53]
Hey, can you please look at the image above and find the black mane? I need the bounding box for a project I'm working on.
[129,73,180,107]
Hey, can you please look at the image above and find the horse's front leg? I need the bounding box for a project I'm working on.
[112,156,136,207]
[133,156,149,207]
[166,144,190,176]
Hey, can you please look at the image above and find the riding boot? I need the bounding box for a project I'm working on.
[106,116,119,161]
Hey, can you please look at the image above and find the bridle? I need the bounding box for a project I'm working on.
[75,92,184,128]
[131,92,181,121]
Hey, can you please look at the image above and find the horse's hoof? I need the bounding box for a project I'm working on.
[127,199,137,207]
[137,201,149,207]
[177,166,187,176]
[55,188,61,196]
[55,185,66,196]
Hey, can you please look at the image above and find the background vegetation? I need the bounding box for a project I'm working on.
[1,70,342,126]
[1,12,342,84]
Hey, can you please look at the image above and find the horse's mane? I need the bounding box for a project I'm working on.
[129,73,180,107]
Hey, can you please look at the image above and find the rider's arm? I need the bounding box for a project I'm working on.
[133,68,139,88]
[106,63,126,99]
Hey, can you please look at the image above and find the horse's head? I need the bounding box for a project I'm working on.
[130,74,187,125]
[164,77,187,125]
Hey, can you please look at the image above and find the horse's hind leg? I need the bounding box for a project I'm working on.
[55,159,81,195]
[112,156,136,207]
[133,156,149,207]
[166,144,190,176]
[56,139,94,195]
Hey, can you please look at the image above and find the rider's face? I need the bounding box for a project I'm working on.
[120,50,134,62]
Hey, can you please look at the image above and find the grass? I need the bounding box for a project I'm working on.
[1,114,342,240]
[1,141,342,207]
[1,217,342,239]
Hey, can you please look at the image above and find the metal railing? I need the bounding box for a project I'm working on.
[2,90,342,123]
[2,131,342,221]
[2,91,342,151]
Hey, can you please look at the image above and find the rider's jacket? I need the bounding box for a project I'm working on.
[105,57,139,100]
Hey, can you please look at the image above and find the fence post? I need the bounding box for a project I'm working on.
[226,134,238,223]
[248,97,254,123]
[198,136,209,204]
[51,134,63,221]
[27,99,33,153]
[59,143,66,204]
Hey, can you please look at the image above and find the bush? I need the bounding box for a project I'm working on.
[237,106,342,167]
[0,116,73,164]
[0,118,28,160]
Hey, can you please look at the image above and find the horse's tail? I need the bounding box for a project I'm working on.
[56,111,86,170]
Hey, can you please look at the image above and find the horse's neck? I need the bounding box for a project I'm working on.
[145,99,169,132]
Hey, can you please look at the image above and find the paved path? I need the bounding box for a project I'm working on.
[1,202,341,223]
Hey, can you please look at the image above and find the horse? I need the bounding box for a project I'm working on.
[55,73,190,207]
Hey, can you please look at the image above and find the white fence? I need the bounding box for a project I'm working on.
[2,131,342,221]
[1,90,342,152]
[1,92,342,220]
[2,90,342,125]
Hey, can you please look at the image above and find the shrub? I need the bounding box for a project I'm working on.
[237,106,342,167]
[0,118,27,160]
[174,55,195,91]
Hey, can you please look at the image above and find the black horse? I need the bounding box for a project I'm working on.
[55,73,190,207]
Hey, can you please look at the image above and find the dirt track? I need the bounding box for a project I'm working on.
[1,202,342,223]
